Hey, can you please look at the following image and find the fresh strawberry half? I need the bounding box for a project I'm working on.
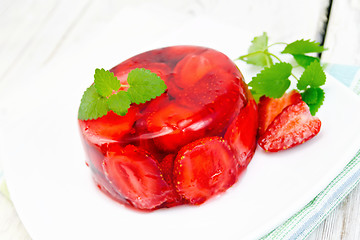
[174,137,238,204]
[225,98,258,168]
[258,90,302,136]
[103,145,174,210]
[258,101,321,152]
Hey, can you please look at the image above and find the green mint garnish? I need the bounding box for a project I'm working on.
[282,39,326,54]
[237,33,327,115]
[292,54,320,68]
[107,91,131,116]
[249,62,292,98]
[94,68,121,97]
[243,32,273,67]
[78,85,109,120]
[297,60,326,90]
[127,68,167,104]
[78,68,167,120]
[302,87,325,115]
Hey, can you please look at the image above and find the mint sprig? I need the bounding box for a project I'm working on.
[78,85,109,120]
[243,32,273,67]
[127,68,167,104]
[237,33,327,115]
[78,68,167,120]
[249,62,292,98]
[94,68,121,97]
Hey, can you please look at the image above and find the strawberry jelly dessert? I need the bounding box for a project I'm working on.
[78,46,258,210]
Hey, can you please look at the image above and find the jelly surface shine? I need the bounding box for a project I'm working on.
[78,46,258,210]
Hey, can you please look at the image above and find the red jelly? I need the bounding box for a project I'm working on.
[78,46,258,210]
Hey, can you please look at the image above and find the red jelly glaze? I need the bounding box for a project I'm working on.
[78,46,257,210]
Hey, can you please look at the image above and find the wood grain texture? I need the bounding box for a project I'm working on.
[321,0,360,65]
[0,0,358,240]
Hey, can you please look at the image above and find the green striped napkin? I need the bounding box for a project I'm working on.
[0,64,359,240]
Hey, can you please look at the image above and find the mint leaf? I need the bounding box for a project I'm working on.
[107,91,131,116]
[243,32,273,67]
[282,39,326,54]
[249,62,292,98]
[292,54,319,68]
[301,87,319,104]
[78,85,109,120]
[127,68,167,104]
[250,90,263,103]
[302,87,325,115]
[297,60,326,90]
[94,68,121,97]
[78,68,167,120]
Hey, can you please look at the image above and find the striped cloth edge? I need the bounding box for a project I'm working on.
[261,150,360,239]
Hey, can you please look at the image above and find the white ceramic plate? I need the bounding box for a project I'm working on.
[1,12,360,240]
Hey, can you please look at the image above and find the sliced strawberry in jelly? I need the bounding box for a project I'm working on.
[162,45,207,65]
[174,137,238,204]
[159,154,176,185]
[175,69,246,136]
[225,98,258,167]
[103,145,174,210]
[79,46,257,210]
[111,61,171,90]
[78,106,139,145]
[173,48,242,89]
[144,96,205,152]
[158,154,183,206]
[173,52,214,88]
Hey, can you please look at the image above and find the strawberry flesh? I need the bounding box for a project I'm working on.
[174,137,238,204]
[103,145,175,210]
[258,90,302,136]
[258,101,321,152]
[225,98,258,167]
[145,96,205,152]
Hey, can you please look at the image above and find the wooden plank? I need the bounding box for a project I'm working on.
[0,0,91,92]
[321,0,360,65]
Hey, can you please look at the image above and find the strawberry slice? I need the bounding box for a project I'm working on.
[173,48,242,89]
[112,62,171,87]
[258,90,302,136]
[145,96,205,152]
[158,154,183,206]
[78,106,139,145]
[174,69,247,136]
[258,101,321,152]
[103,145,174,210]
[225,98,258,168]
[174,137,238,204]
[162,46,206,65]
[159,154,176,186]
